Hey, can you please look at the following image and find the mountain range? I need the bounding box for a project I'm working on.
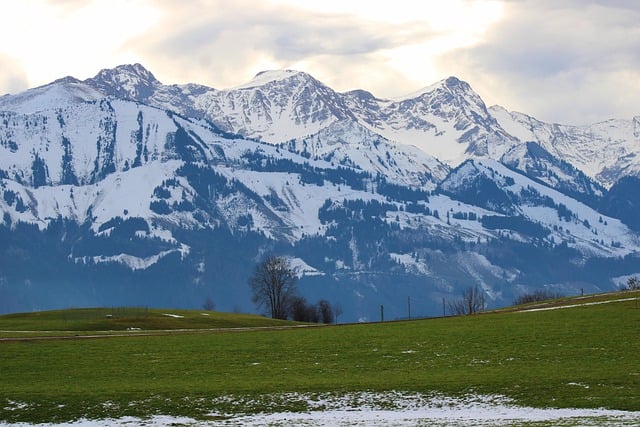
[1,63,638,321]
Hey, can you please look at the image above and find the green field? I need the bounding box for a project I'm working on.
[0,307,296,336]
[1,291,639,423]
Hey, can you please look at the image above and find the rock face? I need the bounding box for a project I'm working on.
[0,64,639,320]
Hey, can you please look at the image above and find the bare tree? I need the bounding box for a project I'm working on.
[290,295,319,322]
[513,290,563,306]
[288,298,336,324]
[627,276,640,290]
[202,296,215,311]
[333,303,343,324]
[249,255,298,319]
[317,299,334,324]
[448,285,486,316]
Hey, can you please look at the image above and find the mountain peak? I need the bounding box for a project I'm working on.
[444,76,462,87]
[52,76,82,85]
[437,76,474,95]
[232,69,315,90]
[85,63,161,100]
[100,63,159,82]
[392,75,472,102]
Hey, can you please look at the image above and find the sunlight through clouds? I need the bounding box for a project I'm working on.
[0,0,161,90]
[266,0,505,93]
[0,0,638,124]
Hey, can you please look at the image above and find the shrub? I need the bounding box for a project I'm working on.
[514,289,563,306]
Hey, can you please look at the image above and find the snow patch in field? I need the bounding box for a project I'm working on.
[518,297,639,312]
[4,392,639,426]
[161,313,184,319]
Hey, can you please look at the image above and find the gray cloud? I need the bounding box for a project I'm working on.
[437,0,640,124]
[57,0,636,125]
[156,11,395,59]
[130,0,436,93]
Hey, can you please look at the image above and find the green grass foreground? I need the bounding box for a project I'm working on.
[0,307,294,335]
[0,292,639,423]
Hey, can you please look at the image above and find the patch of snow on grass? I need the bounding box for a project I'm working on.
[3,400,30,411]
[519,297,639,312]
[4,392,638,426]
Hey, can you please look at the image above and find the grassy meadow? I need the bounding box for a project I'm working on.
[0,307,294,335]
[0,291,639,423]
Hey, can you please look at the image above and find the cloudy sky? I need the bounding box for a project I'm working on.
[1,0,638,125]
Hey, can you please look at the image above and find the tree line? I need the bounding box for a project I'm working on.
[249,255,339,323]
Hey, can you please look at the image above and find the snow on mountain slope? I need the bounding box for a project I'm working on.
[2,64,638,250]
[1,64,637,257]
[0,98,179,186]
[0,78,104,114]
[80,65,519,166]
[0,155,190,269]
[500,141,605,206]
[280,120,450,189]
[0,89,405,244]
[65,64,640,188]
[344,76,518,165]
[191,70,355,143]
[439,159,637,257]
[85,64,215,122]
[490,105,640,188]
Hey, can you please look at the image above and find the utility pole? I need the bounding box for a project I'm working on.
[380,304,384,322]
[442,297,446,317]
[408,296,411,320]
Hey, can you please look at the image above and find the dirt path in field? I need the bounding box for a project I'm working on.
[0,324,322,342]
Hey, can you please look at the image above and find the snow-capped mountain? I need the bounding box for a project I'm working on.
[0,77,103,115]
[78,64,640,188]
[38,63,640,186]
[199,70,357,142]
[81,65,520,165]
[345,76,518,164]
[490,105,640,188]
[85,63,163,102]
[83,66,356,143]
[1,63,639,321]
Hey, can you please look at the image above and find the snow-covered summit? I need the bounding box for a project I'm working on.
[191,68,355,142]
[85,63,163,101]
[232,69,309,90]
[392,76,473,102]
